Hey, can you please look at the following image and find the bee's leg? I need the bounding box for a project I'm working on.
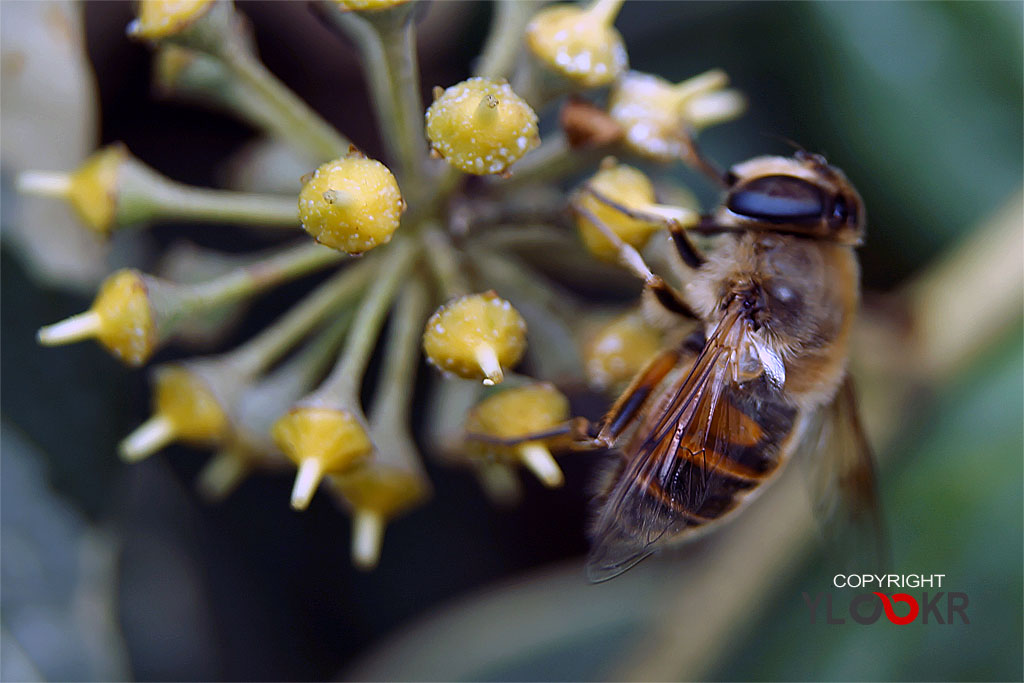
[579,185,708,269]
[691,215,744,236]
[666,222,706,269]
[571,194,700,320]
[679,127,735,188]
[465,348,684,458]
[465,417,603,451]
[597,347,683,441]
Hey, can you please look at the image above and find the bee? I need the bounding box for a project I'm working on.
[563,147,882,581]
[462,142,883,582]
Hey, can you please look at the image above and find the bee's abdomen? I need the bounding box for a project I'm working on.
[647,381,798,525]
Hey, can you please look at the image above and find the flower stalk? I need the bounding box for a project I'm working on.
[19,144,300,236]
[474,0,543,81]
[272,239,419,509]
[327,4,427,188]
[37,241,344,366]
[331,278,432,569]
[313,238,419,406]
[197,309,356,500]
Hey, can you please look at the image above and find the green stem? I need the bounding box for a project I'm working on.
[144,183,298,228]
[108,150,301,230]
[474,0,541,80]
[226,257,375,377]
[181,242,344,313]
[370,273,431,430]
[330,6,427,190]
[316,238,420,407]
[420,224,469,297]
[216,40,350,162]
[489,133,605,191]
[467,246,580,320]
[379,13,427,186]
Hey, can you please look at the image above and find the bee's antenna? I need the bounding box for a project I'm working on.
[760,131,807,153]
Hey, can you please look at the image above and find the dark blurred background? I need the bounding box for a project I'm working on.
[1,2,1021,681]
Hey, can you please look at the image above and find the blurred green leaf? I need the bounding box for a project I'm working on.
[716,329,1023,682]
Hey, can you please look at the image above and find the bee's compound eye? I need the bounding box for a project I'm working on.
[727,175,824,223]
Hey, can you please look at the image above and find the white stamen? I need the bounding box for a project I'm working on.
[352,509,385,570]
[120,415,176,463]
[291,458,324,510]
[518,443,564,488]
[474,343,503,386]
[17,171,73,198]
[37,311,103,346]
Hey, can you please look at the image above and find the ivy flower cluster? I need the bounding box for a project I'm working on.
[21,0,745,570]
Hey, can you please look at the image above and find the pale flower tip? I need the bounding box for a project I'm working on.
[352,509,385,570]
[474,93,500,123]
[474,343,504,386]
[476,462,522,506]
[17,171,73,198]
[518,442,564,488]
[291,458,324,510]
[674,68,730,99]
[197,450,248,502]
[322,189,354,208]
[120,415,177,463]
[37,311,103,347]
[686,90,748,129]
[587,0,625,25]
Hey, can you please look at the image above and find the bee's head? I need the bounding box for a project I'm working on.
[718,152,865,245]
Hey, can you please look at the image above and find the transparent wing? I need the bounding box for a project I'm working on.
[586,306,774,582]
[800,376,890,570]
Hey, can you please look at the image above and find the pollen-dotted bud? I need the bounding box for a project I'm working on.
[330,463,429,569]
[525,0,627,88]
[271,407,373,510]
[609,69,746,161]
[465,383,570,488]
[298,152,405,254]
[36,269,161,366]
[422,292,527,386]
[575,161,660,261]
[425,78,540,175]
[17,145,128,237]
[127,0,214,41]
[583,311,663,392]
[119,364,231,462]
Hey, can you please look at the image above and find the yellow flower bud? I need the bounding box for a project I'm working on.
[609,69,746,161]
[333,0,408,11]
[525,0,628,88]
[330,463,429,569]
[583,311,663,392]
[425,78,539,175]
[298,153,405,254]
[17,144,127,236]
[576,161,660,261]
[271,407,373,510]
[119,364,231,462]
[37,269,159,366]
[465,383,570,488]
[128,0,214,41]
[422,292,527,385]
